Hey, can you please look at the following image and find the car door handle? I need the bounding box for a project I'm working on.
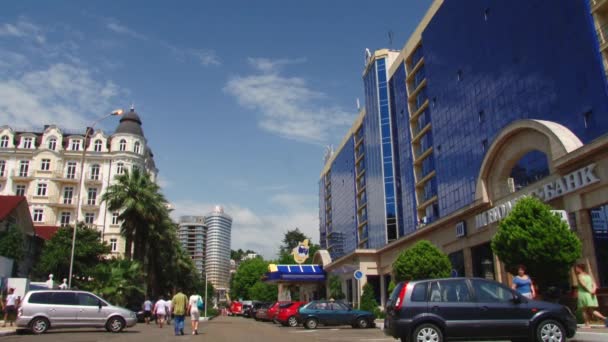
[481,306,489,311]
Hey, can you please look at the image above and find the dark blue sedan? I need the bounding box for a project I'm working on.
[296,300,376,329]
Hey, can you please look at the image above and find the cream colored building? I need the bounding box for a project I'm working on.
[0,108,158,255]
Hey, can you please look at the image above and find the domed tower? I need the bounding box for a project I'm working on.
[110,106,157,181]
[114,107,144,137]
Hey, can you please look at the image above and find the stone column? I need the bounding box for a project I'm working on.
[379,274,386,308]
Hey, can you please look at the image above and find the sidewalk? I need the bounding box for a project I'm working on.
[577,324,608,333]
[0,320,17,337]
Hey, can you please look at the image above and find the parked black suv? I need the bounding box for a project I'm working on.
[384,278,576,342]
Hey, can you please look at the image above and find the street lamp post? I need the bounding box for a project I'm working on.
[204,272,208,319]
[68,109,124,288]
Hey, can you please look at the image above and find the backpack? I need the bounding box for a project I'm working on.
[197,296,204,311]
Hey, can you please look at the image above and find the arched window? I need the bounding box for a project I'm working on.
[134,141,141,154]
[0,136,8,148]
[116,162,125,175]
[509,150,550,191]
[94,139,103,152]
[48,138,57,151]
[90,164,100,180]
[119,139,126,151]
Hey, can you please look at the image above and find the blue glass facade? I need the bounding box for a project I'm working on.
[362,61,387,249]
[423,0,608,217]
[327,136,357,260]
[389,62,418,236]
[320,0,608,259]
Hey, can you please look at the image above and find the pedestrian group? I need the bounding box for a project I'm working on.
[142,289,205,336]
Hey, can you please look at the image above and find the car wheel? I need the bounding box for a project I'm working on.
[288,316,298,327]
[536,319,565,342]
[304,318,318,329]
[356,317,369,329]
[29,317,49,334]
[413,323,443,342]
[106,316,126,333]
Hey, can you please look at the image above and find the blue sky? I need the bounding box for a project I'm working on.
[0,0,432,258]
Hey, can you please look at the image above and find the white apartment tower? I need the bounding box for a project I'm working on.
[0,108,158,255]
[204,206,232,291]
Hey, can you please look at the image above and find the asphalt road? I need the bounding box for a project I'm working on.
[3,316,607,342]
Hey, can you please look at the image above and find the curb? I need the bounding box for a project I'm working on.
[0,330,17,337]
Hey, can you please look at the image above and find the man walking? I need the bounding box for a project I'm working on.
[172,289,188,336]
[142,297,153,325]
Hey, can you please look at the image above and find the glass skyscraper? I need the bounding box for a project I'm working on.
[320,0,608,260]
[204,206,233,291]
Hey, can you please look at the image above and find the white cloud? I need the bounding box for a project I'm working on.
[0,63,122,130]
[247,57,306,73]
[106,21,148,41]
[190,49,221,66]
[104,19,220,67]
[224,58,354,144]
[0,18,46,44]
[171,195,319,260]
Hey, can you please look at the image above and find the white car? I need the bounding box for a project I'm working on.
[16,290,137,334]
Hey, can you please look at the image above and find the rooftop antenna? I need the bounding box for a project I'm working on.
[388,30,394,49]
[356,98,361,111]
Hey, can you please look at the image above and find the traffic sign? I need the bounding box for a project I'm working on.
[353,270,365,280]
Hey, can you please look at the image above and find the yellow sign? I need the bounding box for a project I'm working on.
[292,239,310,264]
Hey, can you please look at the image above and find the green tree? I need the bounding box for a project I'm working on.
[230,258,269,300]
[86,258,145,307]
[102,168,167,261]
[33,224,110,285]
[387,280,396,295]
[279,228,308,255]
[0,224,24,260]
[393,240,451,282]
[248,281,278,301]
[491,196,582,291]
[277,228,320,264]
[328,275,345,300]
[360,283,379,313]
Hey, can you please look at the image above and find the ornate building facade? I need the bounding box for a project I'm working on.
[0,108,157,255]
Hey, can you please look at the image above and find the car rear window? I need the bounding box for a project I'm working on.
[411,282,428,302]
[29,292,52,304]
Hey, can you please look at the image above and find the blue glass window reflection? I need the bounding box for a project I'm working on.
[509,150,550,191]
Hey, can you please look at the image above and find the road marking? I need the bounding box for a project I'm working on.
[290,330,316,333]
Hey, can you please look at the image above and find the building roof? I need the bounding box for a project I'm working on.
[0,196,26,221]
[115,108,144,136]
[34,226,60,241]
[264,264,326,283]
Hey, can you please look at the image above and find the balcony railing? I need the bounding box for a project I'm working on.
[11,170,33,179]
[85,172,103,183]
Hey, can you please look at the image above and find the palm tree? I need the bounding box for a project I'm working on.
[90,258,145,307]
[102,168,166,261]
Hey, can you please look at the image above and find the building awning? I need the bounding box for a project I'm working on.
[264,264,326,283]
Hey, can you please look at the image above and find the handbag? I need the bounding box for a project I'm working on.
[197,296,204,311]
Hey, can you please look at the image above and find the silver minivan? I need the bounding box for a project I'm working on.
[16,290,137,334]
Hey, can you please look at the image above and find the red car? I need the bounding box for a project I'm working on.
[229,301,243,316]
[267,301,290,322]
[276,302,307,327]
